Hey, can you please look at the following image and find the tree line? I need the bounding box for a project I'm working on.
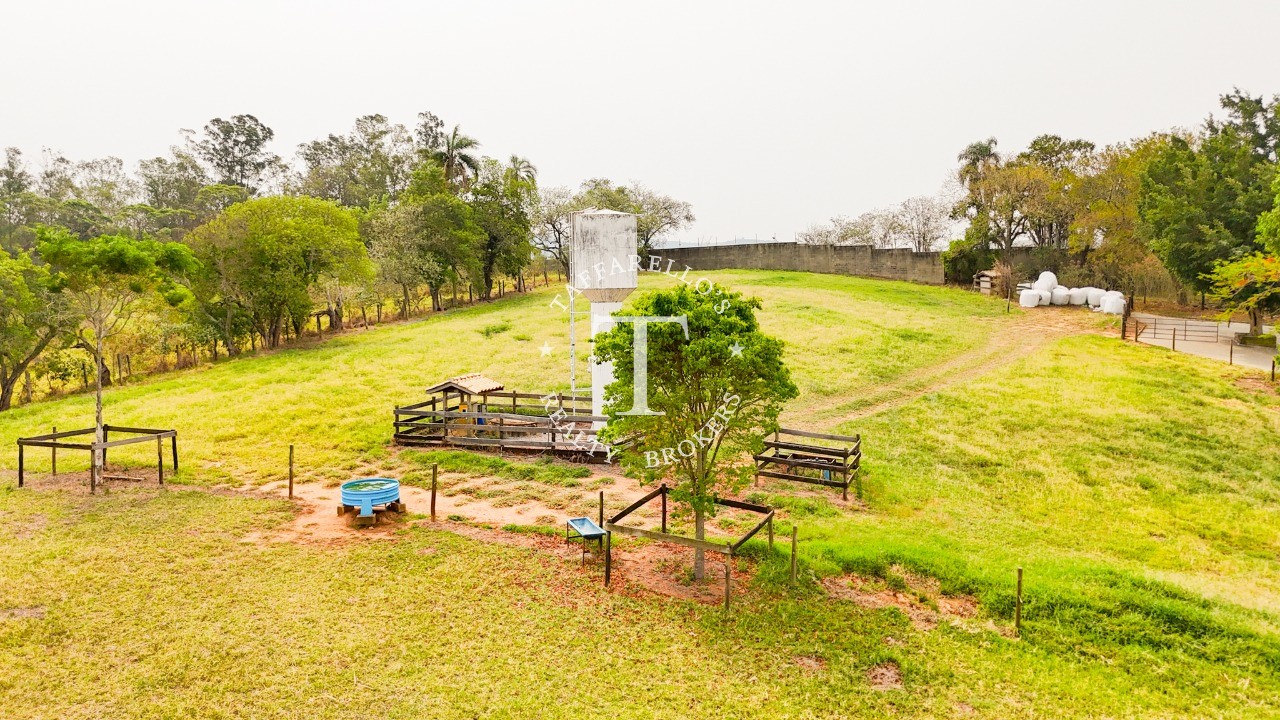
[945,88,1280,333]
[0,112,695,411]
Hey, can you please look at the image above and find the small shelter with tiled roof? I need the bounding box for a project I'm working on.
[426,373,505,397]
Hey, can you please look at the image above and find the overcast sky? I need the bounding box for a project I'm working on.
[4,0,1278,244]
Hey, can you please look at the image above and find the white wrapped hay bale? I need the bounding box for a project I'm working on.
[1019,289,1040,308]
[1100,295,1126,315]
[1033,271,1058,291]
[1037,290,1052,306]
[1068,288,1088,305]
[1051,287,1070,305]
[1086,288,1106,307]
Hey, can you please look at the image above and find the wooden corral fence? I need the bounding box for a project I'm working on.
[754,427,862,500]
[603,483,775,610]
[17,424,178,493]
[1130,314,1221,346]
[393,390,612,461]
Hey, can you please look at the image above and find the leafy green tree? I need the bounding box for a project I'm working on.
[184,196,365,348]
[413,111,446,153]
[137,148,208,212]
[954,138,1040,251]
[1017,135,1095,249]
[1211,175,1280,334]
[297,114,416,208]
[0,249,71,410]
[366,204,433,318]
[469,160,534,299]
[1208,253,1280,334]
[37,227,196,485]
[193,115,282,192]
[1139,91,1279,295]
[578,177,634,213]
[596,284,798,580]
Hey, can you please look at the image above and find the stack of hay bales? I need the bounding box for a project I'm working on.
[1018,272,1126,314]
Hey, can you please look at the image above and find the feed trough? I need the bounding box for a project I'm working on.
[338,477,404,526]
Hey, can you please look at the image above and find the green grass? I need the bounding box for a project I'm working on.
[402,450,591,487]
[2,270,1279,718]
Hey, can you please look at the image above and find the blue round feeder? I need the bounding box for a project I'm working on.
[339,477,402,524]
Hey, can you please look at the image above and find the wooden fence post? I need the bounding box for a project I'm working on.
[724,554,732,611]
[156,436,164,486]
[1015,567,1024,636]
[431,463,438,521]
[288,444,294,499]
[767,514,774,550]
[17,442,23,488]
[171,435,179,474]
[790,525,798,585]
[604,531,612,586]
[661,487,668,534]
[51,427,56,478]
[598,490,604,527]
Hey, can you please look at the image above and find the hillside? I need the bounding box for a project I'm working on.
[2,271,1279,719]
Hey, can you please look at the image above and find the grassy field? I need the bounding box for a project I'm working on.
[2,270,1278,718]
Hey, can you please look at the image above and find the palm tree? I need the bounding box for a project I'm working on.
[507,155,537,183]
[431,126,481,188]
[957,137,1000,186]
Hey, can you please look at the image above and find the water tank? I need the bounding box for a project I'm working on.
[570,210,638,302]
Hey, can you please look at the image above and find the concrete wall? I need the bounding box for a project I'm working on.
[655,242,946,285]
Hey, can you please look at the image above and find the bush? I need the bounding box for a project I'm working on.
[941,238,994,284]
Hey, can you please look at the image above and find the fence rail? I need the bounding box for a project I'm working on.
[1131,314,1221,343]
[393,390,609,460]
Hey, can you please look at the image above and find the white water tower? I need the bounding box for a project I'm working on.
[570,209,638,423]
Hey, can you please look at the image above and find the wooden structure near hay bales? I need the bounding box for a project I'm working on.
[754,427,862,500]
[17,424,178,493]
[393,374,611,461]
[603,483,775,610]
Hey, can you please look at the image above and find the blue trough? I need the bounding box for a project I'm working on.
[338,477,404,526]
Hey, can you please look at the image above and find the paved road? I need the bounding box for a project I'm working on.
[1132,314,1277,372]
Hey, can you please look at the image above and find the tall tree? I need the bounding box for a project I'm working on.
[1139,91,1279,295]
[297,114,416,208]
[432,126,482,189]
[533,186,581,273]
[0,249,70,410]
[413,111,446,154]
[1017,135,1096,249]
[184,196,365,348]
[630,183,695,258]
[469,160,533,299]
[896,195,953,252]
[507,155,537,184]
[1209,174,1280,334]
[596,284,797,580]
[36,227,196,486]
[193,115,282,193]
[138,148,208,211]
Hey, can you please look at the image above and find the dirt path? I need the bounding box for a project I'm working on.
[798,308,1103,428]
